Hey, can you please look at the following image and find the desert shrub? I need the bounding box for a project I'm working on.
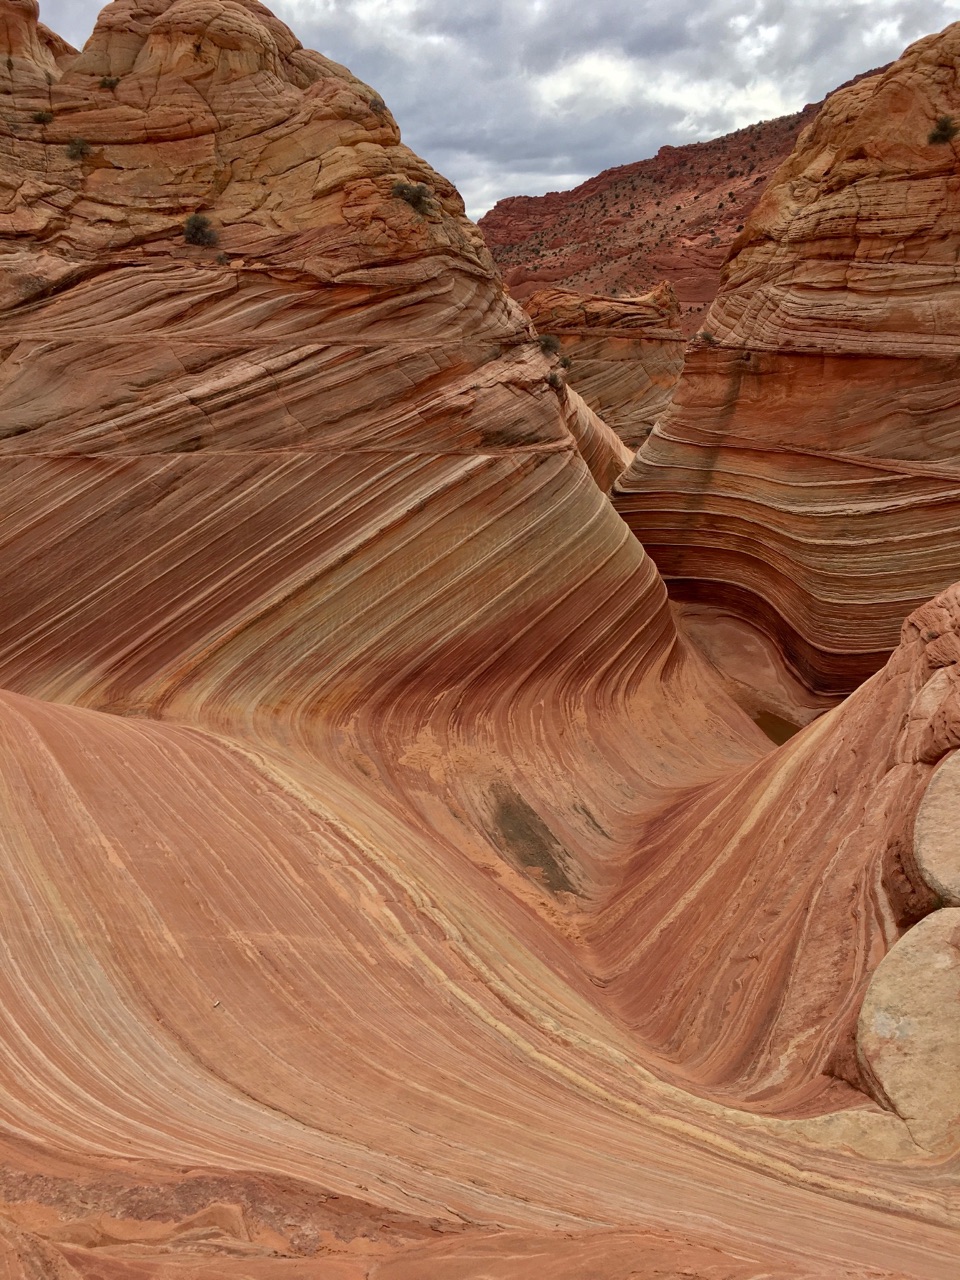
[559,355,573,370]
[538,334,561,355]
[928,114,958,144]
[100,76,119,89]
[391,180,432,215]
[183,213,219,247]
[216,252,229,265]
[66,138,91,160]
[546,371,564,390]
[699,330,718,346]
[369,94,386,114]
[32,110,53,124]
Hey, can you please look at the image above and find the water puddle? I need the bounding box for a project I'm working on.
[752,710,802,745]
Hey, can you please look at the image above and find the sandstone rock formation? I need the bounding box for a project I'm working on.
[524,283,685,448]
[593,586,960,1113]
[615,25,960,697]
[0,3,956,1279]
[479,75,887,333]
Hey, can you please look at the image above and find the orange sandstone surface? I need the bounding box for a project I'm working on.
[615,25,960,698]
[524,283,685,448]
[0,3,956,1279]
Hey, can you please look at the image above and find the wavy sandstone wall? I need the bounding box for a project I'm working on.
[524,283,685,448]
[0,3,957,1278]
[615,25,960,696]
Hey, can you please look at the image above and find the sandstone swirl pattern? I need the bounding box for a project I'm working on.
[523,284,685,449]
[0,3,958,1278]
[615,26,960,695]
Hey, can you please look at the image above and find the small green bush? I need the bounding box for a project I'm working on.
[928,114,959,145]
[100,76,119,89]
[538,334,561,355]
[65,138,91,160]
[559,354,573,371]
[546,371,564,390]
[392,180,432,215]
[183,213,219,247]
[32,110,53,125]
[216,252,229,265]
[699,330,718,346]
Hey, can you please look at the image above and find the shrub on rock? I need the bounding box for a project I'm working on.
[392,180,432,215]
[184,213,219,247]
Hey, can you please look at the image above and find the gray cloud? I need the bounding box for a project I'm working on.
[38,0,960,217]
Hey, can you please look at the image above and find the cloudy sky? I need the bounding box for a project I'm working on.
[38,0,960,218]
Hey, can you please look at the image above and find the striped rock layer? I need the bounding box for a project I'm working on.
[0,2,957,1278]
[615,24,960,696]
[524,283,685,449]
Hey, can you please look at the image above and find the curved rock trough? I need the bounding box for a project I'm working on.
[0,3,957,1277]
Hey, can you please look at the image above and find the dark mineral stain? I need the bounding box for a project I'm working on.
[489,781,577,894]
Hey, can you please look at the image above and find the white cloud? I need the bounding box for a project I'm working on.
[864,17,906,45]
[736,21,783,60]
[535,51,640,116]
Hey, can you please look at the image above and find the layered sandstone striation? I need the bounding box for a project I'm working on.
[524,283,685,448]
[592,587,960,1113]
[615,25,960,696]
[0,3,956,1278]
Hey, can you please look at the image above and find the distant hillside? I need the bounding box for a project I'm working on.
[479,70,887,334]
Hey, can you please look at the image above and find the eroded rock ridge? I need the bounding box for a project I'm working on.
[616,26,960,696]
